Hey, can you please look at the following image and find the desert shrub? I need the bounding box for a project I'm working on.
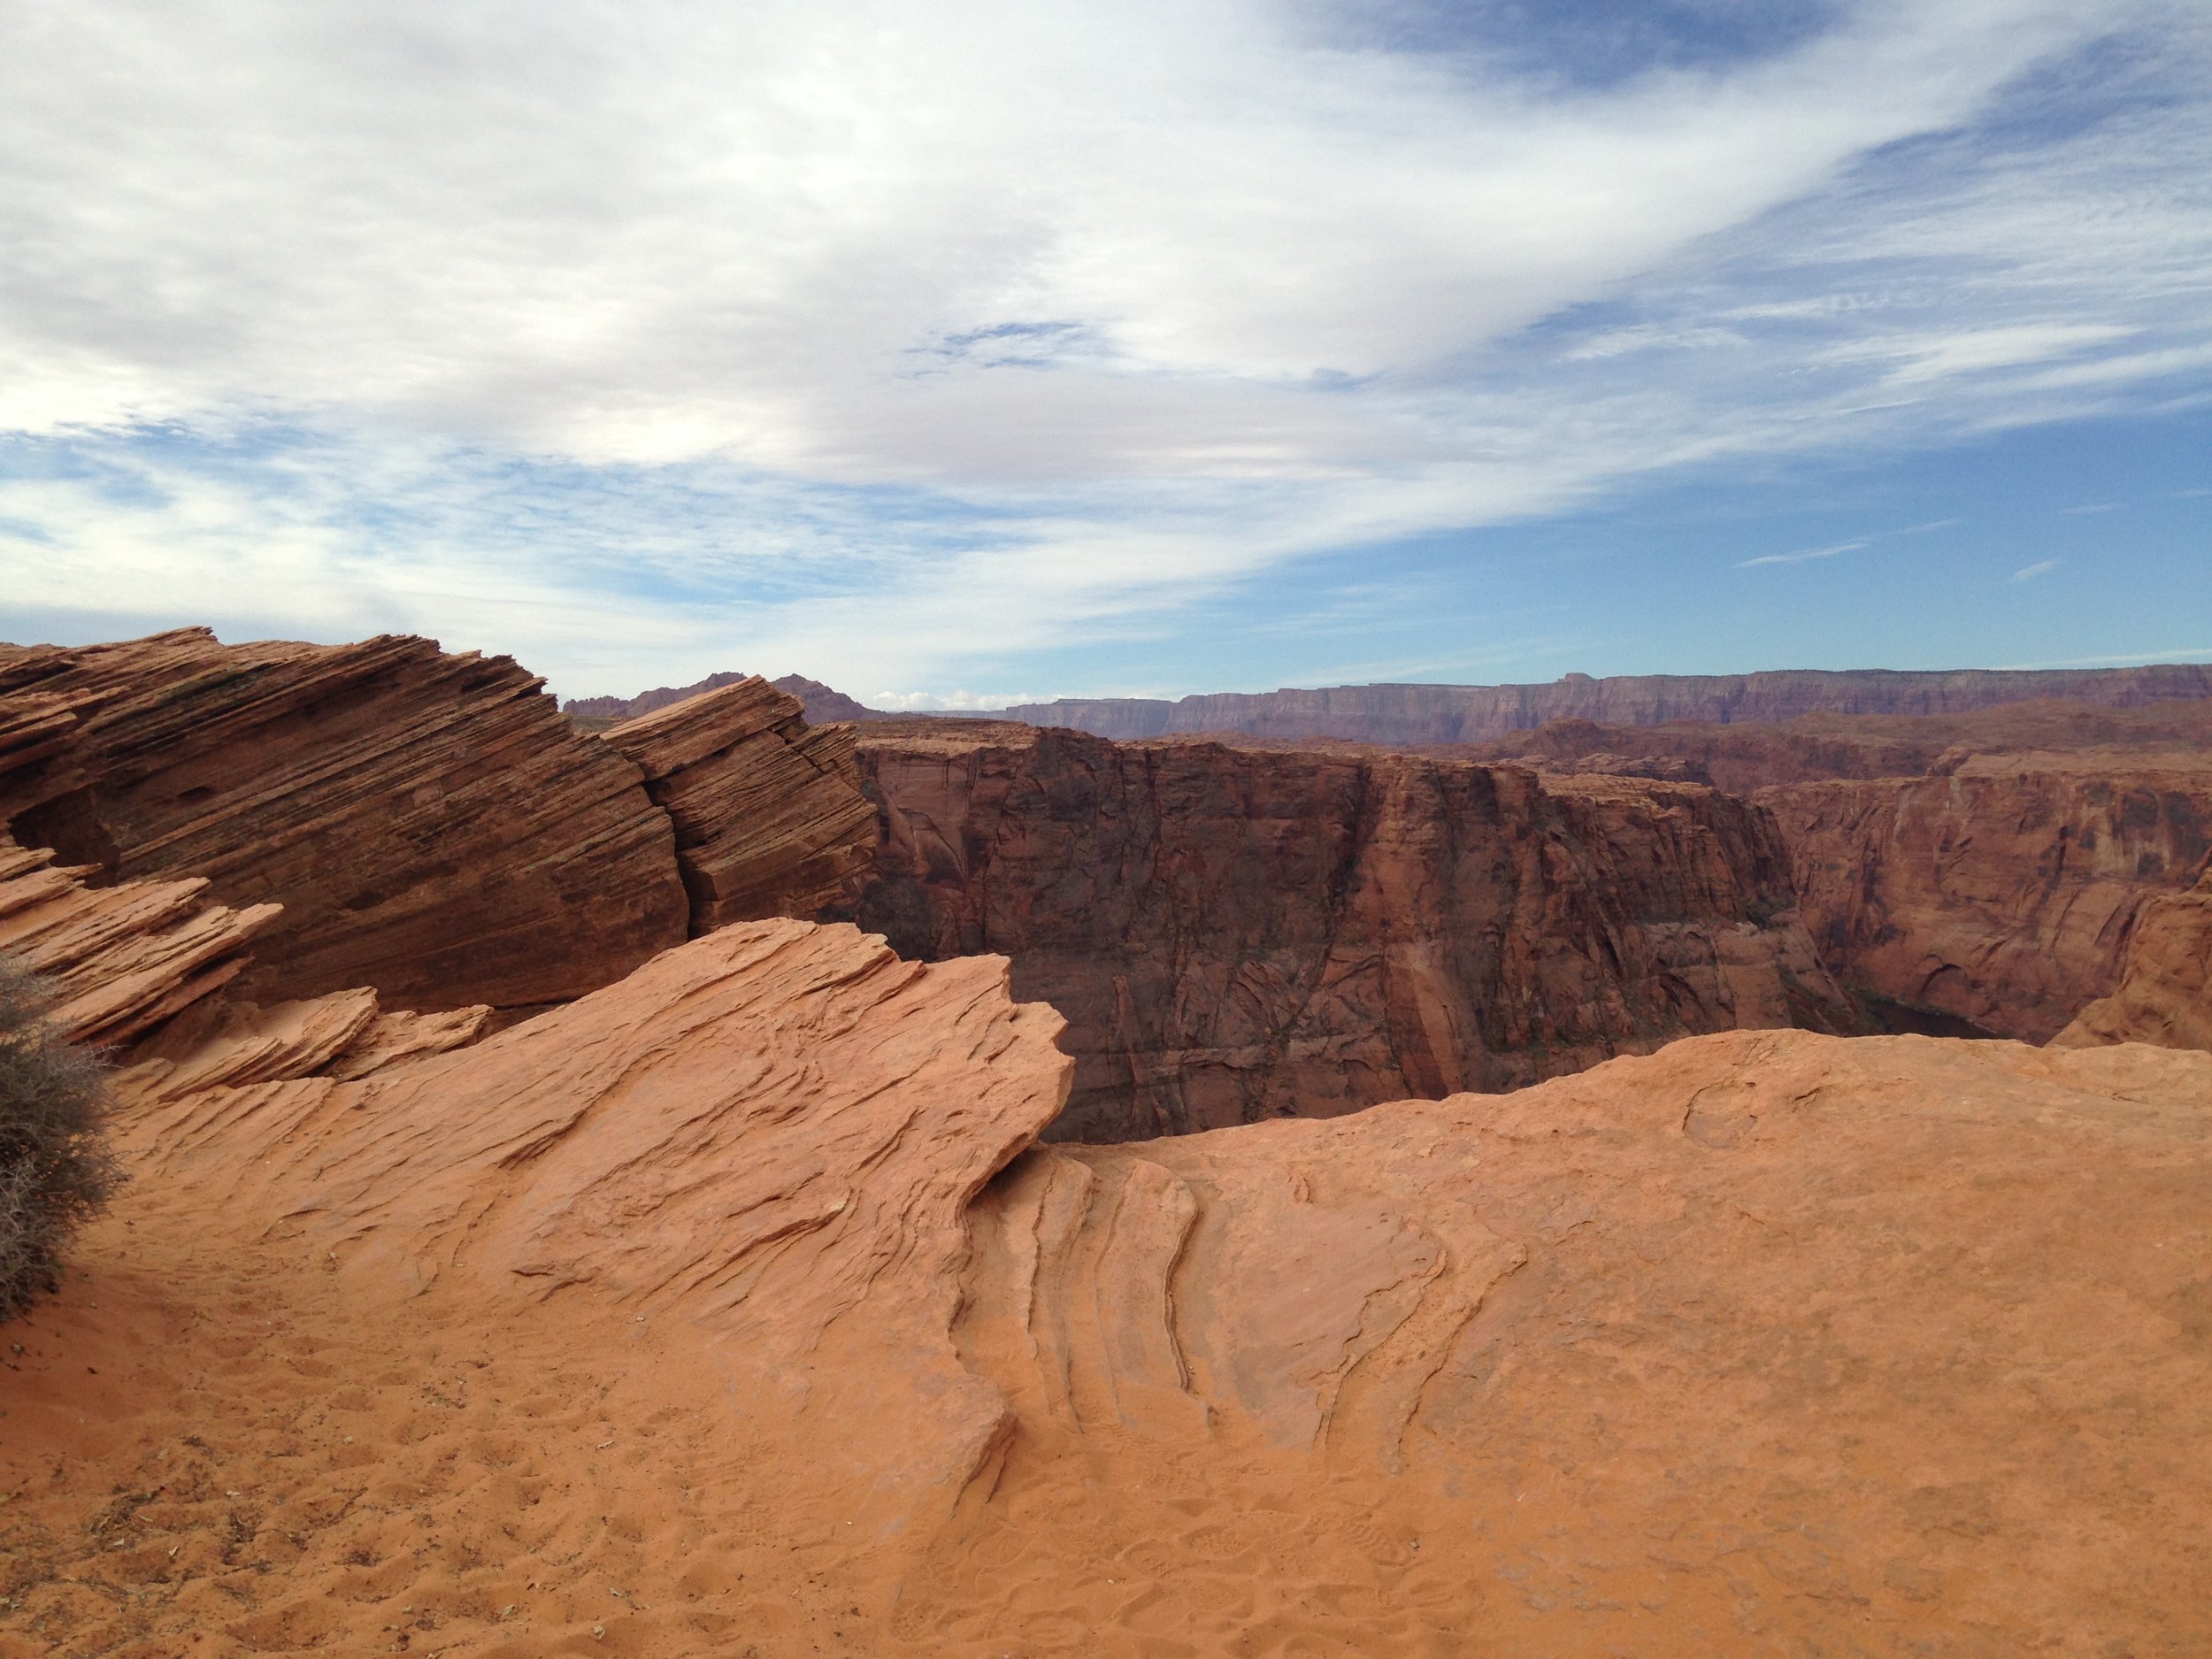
[0,957,122,1321]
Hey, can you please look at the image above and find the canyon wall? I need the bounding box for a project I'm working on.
[0,630,874,1015]
[1461,698,2212,794]
[2054,864,2212,1053]
[1761,750,2212,1041]
[843,724,1856,1140]
[1002,663,2212,745]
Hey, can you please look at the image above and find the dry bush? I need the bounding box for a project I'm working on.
[0,957,122,1320]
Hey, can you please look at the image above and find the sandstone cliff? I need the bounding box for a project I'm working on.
[0,630,879,1017]
[0,629,686,1011]
[603,677,877,931]
[844,724,1856,1139]
[1462,697,2212,793]
[2053,861,2212,1053]
[13,918,2209,1655]
[1759,749,2212,1040]
[1002,663,2212,744]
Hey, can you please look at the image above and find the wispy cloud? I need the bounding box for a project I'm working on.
[2013,558,2060,581]
[0,1,2208,695]
[1737,539,1869,570]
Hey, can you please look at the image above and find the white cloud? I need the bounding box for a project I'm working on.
[0,0,2208,695]
[1737,540,1867,569]
[2013,558,2060,580]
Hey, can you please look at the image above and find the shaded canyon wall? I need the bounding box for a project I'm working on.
[841,725,1857,1141]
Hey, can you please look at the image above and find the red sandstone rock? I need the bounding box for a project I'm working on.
[1760,749,2212,1040]
[115,919,1071,1539]
[32,916,2212,1655]
[1458,699,2212,793]
[0,628,688,1011]
[2053,862,2212,1052]
[602,678,877,931]
[0,834,280,1045]
[846,725,1857,1139]
[1001,663,2212,744]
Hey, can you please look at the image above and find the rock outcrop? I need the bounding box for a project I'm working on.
[0,629,687,1012]
[844,724,1857,1139]
[1761,749,2212,1040]
[19,917,2211,1655]
[0,630,881,1018]
[2054,862,2212,1053]
[112,919,1071,1540]
[1002,663,2212,744]
[0,834,280,1046]
[602,678,877,931]
[0,828,488,1087]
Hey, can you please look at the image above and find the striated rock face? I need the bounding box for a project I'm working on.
[1462,698,2212,793]
[941,1031,2212,1655]
[1761,750,2212,1040]
[35,919,2212,1654]
[845,725,1857,1139]
[0,628,687,1012]
[0,834,280,1045]
[2054,863,2212,1053]
[603,678,877,932]
[1002,663,2212,744]
[115,919,1072,1538]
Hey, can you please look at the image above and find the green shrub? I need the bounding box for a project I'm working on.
[0,958,122,1321]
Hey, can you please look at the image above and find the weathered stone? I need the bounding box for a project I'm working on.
[603,677,877,932]
[845,724,1858,1139]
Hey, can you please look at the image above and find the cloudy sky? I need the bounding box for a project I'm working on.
[2,0,2208,705]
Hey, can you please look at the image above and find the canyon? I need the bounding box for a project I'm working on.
[5,629,2212,1657]
[841,721,1856,1140]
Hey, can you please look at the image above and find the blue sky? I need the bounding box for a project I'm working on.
[1,1,2207,706]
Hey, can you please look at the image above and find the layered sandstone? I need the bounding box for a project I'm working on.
[12,922,2210,1655]
[0,629,686,1011]
[845,724,1856,1139]
[1462,697,2212,793]
[2054,863,2212,1052]
[0,829,487,1089]
[1761,749,2212,1040]
[1002,663,2212,744]
[0,834,280,1045]
[603,678,876,930]
[0,631,881,1018]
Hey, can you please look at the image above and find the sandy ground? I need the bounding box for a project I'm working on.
[0,1202,870,1658]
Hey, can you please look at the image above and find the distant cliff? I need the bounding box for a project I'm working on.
[568,672,885,725]
[1001,664,2212,745]
[840,722,1857,1141]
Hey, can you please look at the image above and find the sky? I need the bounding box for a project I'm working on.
[1,1,2208,708]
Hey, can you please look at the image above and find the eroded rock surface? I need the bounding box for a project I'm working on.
[110,919,1071,1540]
[16,937,2210,1655]
[2055,862,2212,1052]
[0,628,687,1011]
[846,724,1856,1139]
[603,678,876,931]
[1762,749,2212,1040]
[0,834,280,1045]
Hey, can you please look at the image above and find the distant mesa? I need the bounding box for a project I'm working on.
[998,663,2212,744]
[566,671,889,727]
